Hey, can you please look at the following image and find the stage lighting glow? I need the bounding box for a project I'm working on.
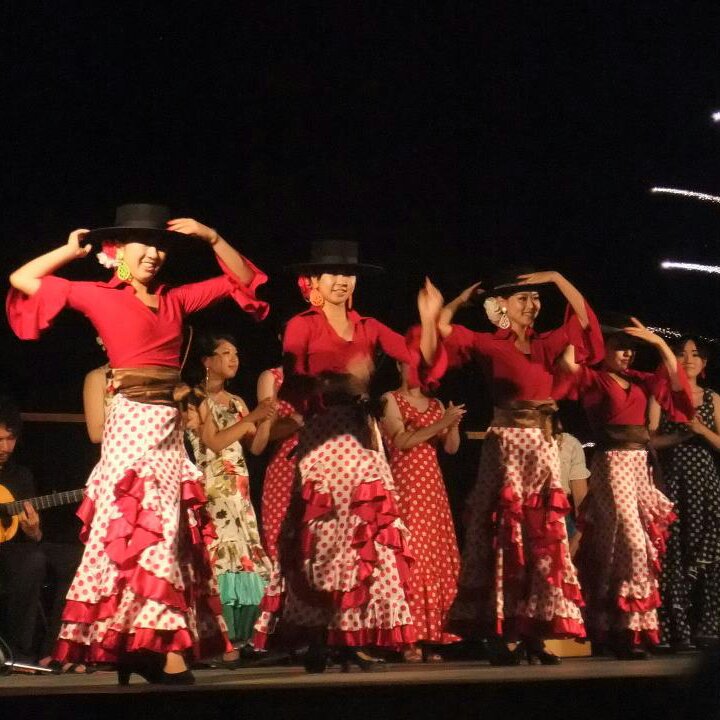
[651,187,720,205]
[661,260,720,274]
[712,111,720,122]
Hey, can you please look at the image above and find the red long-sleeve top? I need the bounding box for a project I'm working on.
[282,307,445,388]
[6,256,268,368]
[444,301,603,405]
[570,365,694,435]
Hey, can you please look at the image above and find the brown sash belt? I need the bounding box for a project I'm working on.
[597,424,650,451]
[491,400,558,441]
[111,367,203,409]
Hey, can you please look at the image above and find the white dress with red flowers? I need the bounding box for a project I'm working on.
[187,395,272,644]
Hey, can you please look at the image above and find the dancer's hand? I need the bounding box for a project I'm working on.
[516,270,559,286]
[457,281,484,305]
[621,318,660,346]
[418,277,444,322]
[67,229,92,259]
[167,218,219,245]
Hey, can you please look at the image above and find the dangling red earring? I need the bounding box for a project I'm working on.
[700,368,707,380]
[309,279,324,308]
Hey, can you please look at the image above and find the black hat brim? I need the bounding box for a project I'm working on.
[489,281,546,295]
[601,326,645,348]
[284,262,385,276]
[84,226,187,244]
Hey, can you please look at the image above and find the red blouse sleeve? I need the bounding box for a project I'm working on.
[444,324,494,368]
[167,255,269,320]
[553,363,598,401]
[282,314,311,376]
[542,300,604,366]
[6,276,75,340]
[375,322,448,390]
[627,365,694,422]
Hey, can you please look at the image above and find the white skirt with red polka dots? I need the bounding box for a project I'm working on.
[254,406,416,648]
[576,449,675,645]
[54,395,230,663]
[448,426,585,641]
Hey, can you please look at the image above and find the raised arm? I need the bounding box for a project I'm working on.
[9,229,91,296]
[622,319,682,390]
[517,271,589,329]
[438,281,483,339]
[167,218,256,285]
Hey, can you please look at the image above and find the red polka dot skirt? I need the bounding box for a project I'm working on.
[254,406,416,649]
[53,395,231,663]
[448,426,585,641]
[576,449,675,645]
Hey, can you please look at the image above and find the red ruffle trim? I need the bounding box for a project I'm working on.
[497,485,579,597]
[501,616,586,641]
[617,589,662,614]
[632,629,660,646]
[6,277,71,340]
[217,256,269,322]
[327,624,417,648]
[259,592,283,613]
[297,475,414,612]
[61,465,228,661]
[55,625,229,664]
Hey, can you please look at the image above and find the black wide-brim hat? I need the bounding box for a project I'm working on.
[84,204,184,245]
[285,240,385,276]
[600,312,644,348]
[487,266,545,296]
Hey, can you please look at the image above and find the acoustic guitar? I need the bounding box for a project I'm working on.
[0,483,85,543]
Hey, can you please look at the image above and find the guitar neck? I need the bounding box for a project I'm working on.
[2,489,85,516]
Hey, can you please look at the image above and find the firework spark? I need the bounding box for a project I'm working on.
[651,187,720,205]
[661,260,720,275]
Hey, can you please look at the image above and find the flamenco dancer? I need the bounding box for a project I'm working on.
[185,333,275,664]
[561,320,693,658]
[381,337,464,662]
[649,336,720,651]
[6,205,268,684]
[440,270,602,665]
[253,240,444,672]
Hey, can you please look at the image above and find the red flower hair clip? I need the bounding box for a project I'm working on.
[297,276,312,301]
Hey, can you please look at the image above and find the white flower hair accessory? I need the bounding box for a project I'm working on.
[483,297,511,329]
[96,241,120,269]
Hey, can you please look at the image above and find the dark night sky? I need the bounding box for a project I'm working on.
[4,4,720,410]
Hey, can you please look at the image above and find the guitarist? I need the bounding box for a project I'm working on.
[0,398,81,670]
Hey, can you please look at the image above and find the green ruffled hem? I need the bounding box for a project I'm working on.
[218,572,268,643]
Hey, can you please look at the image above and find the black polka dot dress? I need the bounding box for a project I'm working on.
[658,387,720,645]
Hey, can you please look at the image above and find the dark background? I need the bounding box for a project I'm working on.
[3,5,720,532]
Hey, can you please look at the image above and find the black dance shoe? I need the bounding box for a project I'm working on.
[483,638,522,666]
[117,653,195,685]
[303,644,329,674]
[338,648,387,673]
[524,642,562,666]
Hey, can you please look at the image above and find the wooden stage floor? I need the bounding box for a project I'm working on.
[0,654,712,720]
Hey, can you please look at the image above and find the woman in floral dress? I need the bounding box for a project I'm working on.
[187,333,275,664]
